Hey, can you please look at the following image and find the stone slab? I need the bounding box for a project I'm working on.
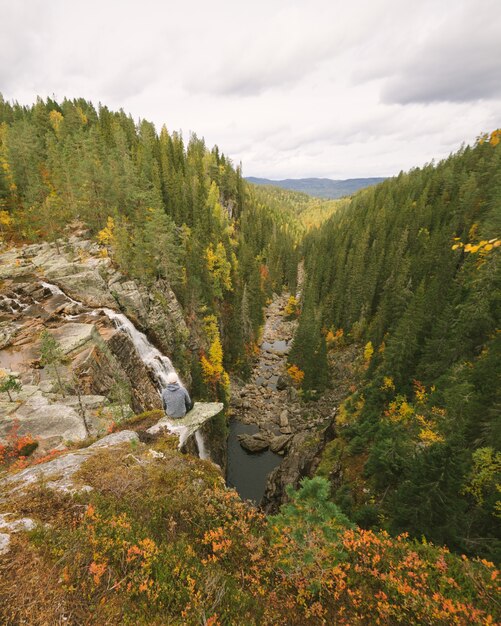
[147,401,224,448]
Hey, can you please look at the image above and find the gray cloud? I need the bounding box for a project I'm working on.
[381,2,501,104]
[0,1,51,93]
[1,0,500,180]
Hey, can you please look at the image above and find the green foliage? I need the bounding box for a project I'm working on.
[288,289,329,393]
[270,477,355,545]
[2,452,498,625]
[0,372,22,401]
[301,137,501,559]
[39,329,67,397]
[0,95,299,378]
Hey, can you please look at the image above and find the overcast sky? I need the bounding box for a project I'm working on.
[1,0,500,179]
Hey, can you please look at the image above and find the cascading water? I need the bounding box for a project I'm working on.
[195,430,209,461]
[40,281,210,458]
[40,281,82,306]
[102,308,174,388]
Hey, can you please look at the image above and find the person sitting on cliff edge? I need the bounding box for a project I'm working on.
[161,372,193,418]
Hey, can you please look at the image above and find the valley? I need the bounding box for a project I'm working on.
[0,96,499,624]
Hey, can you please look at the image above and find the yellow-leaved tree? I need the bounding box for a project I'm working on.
[206,242,233,299]
[49,110,64,136]
[363,341,374,363]
[0,210,13,236]
[97,216,115,247]
[284,295,299,318]
[200,316,230,401]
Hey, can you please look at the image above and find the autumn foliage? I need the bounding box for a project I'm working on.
[287,363,305,386]
[1,445,498,626]
[200,315,230,401]
[0,420,38,469]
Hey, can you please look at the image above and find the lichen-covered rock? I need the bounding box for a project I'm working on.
[0,533,10,555]
[49,323,97,354]
[1,430,140,497]
[269,434,292,453]
[261,430,324,512]
[2,393,87,442]
[147,402,224,450]
[0,514,36,534]
[106,331,161,412]
[0,237,193,448]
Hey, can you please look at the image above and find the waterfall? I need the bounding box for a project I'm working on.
[40,281,82,306]
[40,282,174,389]
[39,280,209,458]
[102,308,174,389]
[195,430,210,460]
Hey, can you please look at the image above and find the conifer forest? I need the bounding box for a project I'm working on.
[0,96,499,625]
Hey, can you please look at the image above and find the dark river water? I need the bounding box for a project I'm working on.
[226,420,282,505]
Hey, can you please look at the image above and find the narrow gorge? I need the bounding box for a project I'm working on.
[0,235,352,515]
[0,95,498,625]
[228,288,341,509]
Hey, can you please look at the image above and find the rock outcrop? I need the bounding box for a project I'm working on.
[0,236,193,451]
[1,235,189,375]
[237,432,270,453]
[147,402,224,452]
[0,430,140,555]
[261,421,336,513]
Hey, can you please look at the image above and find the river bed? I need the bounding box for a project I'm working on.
[226,420,282,505]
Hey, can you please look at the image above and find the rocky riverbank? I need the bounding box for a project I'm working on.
[232,293,333,443]
[229,290,359,511]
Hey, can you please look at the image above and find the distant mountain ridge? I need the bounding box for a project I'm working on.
[246,176,386,199]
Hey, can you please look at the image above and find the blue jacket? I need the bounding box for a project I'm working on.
[161,382,192,418]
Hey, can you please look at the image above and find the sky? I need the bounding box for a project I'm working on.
[1,0,500,179]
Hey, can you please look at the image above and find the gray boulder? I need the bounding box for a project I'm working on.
[269,434,292,453]
[147,402,224,450]
[1,430,140,496]
[238,432,270,453]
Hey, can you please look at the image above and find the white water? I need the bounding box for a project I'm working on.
[41,281,81,306]
[41,282,175,389]
[102,308,174,388]
[195,430,210,460]
[40,281,209,457]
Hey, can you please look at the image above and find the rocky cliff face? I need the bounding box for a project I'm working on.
[0,235,190,453]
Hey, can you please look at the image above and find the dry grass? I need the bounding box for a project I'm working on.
[0,535,87,625]
[115,409,164,433]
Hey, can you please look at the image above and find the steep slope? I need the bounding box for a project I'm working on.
[0,96,301,395]
[1,96,499,622]
[1,443,498,625]
[246,176,386,198]
[291,131,501,560]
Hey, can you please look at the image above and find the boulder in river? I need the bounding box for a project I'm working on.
[269,434,292,453]
[237,432,269,453]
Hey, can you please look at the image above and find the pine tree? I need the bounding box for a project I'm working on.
[39,330,67,397]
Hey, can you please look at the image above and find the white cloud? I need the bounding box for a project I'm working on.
[0,0,500,179]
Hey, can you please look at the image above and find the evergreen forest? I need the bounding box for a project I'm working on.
[0,96,499,624]
[0,95,299,393]
[290,132,501,561]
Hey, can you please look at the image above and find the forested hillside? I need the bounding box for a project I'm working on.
[246,176,386,199]
[0,96,500,623]
[0,95,299,390]
[248,184,347,229]
[290,132,501,560]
